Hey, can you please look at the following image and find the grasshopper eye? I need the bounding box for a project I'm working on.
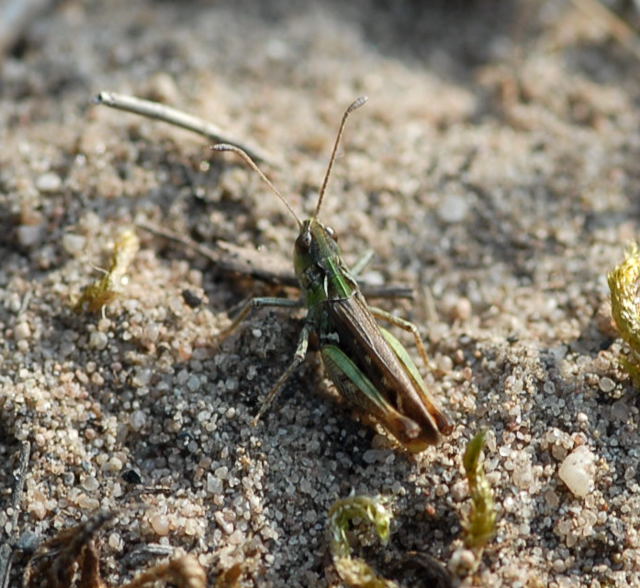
[326,225,338,241]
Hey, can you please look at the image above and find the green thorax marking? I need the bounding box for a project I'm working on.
[293,219,357,306]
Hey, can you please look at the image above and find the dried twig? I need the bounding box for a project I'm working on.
[121,554,206,588]
[137,220,414,300]
[24,510,206,588]
[137,220,294,286]
[24,510,114,588]
[571,0,640,61]
[94,92,277,166]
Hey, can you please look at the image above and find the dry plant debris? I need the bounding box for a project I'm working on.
[608,243,640,384]
[95,92,276,166]
[74,229,140,315]
[23,511,205,588]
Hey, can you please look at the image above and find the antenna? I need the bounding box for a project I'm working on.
[212,143,302,228]
[313,96,368,220]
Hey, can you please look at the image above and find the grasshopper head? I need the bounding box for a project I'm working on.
[293,219,341,288]
[213,98,367,301]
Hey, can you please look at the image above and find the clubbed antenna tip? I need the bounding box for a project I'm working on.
[348,95,368,113]
[211,143,234,151]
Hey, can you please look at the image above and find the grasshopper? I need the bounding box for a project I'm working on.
[213,97,452,452]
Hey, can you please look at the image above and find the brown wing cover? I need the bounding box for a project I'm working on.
[326,292,442,448]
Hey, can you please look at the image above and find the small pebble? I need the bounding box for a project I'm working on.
[437,194,469,224]
[77,494,100,510]
[182,289,203,308]
[108,532,123,550]
[449,547,476,573]
[544,489,560,509]
[599,377,615,393]
[453,297,472,321]
[215,465,229,480]
[450,480,467,502]
[184,518,199,536]
[611,400,628,422]
[35,172,62,193]
[29,502,47,520]
[214,511,234,535]
[551,444,568,461]
[436,354,453,372]
[62,233,87,255]
[89,331,108,350]
[106,456,123,472]
[187,375,201,392]
[512,463,534,489]
[122,469,142,484]
[132,368,152,387]
[558,446,596,498]
[363,449,383,464]
[145,72,179,103]
[17,530,39,551]
[553,559,567,573]
[207,473,224,495]
[150,513,171,536]
[130,410,147,431]
[14,322,31,341]
[82,476,99,492]
[17,224,43,247]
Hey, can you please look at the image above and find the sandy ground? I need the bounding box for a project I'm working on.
[2,0,640,586]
